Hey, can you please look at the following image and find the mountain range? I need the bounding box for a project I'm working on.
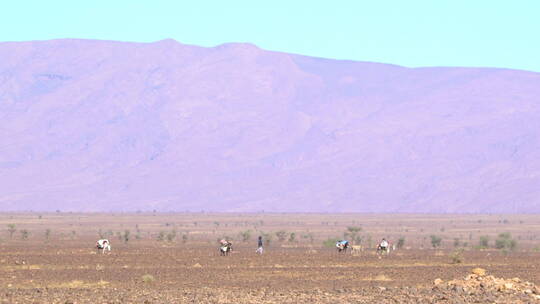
[1,39,539,212]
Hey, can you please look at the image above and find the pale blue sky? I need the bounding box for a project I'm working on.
[2,1,539,72]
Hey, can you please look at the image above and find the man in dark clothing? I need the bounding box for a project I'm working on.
[256,236,264,254]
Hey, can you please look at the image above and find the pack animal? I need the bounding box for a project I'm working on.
[219,241,233,256]
[96,239,111,254]
[336,240,350,253]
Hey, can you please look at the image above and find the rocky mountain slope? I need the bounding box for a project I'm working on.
[1,39,539,212]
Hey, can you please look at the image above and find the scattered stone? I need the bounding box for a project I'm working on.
[471,268,486,276]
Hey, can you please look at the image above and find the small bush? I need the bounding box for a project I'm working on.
[478,235,489,249]
[495,232,517,251]
[7,224,16,239]
[449,248,464,264]
[323,238,340,248]
[141,274,155,283]
[430,235,442,248]
[344,226,362,244]
[397,237,405,249]
[20,229,30,240]
[166,230,177,242]
[45,229,52,241]
[288,232,296,243]
[261,232,272,246]
[122,230,130,243]
[275,231,288,242]
[239,230,251,242]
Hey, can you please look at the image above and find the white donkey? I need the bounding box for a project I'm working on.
[96,239,111,254]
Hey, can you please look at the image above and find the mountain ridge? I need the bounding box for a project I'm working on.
[1,39,539,212]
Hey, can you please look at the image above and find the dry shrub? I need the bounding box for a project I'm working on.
[141,274,155,283]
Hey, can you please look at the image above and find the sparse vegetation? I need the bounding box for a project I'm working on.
[430,235,442,248]
[166,230,177,242]
[449,248,464,264]
[323,238,340,248]
[1,213,539,303]
[478,235,490,249]
[7,224,16,239]
[122,230,131,243]
[288,232,296,243]
[20,229,30,240]
[275,231,288,242]
[141,274,155,283]
[45,229,52,241]
[239,230,252,242]
[495,232,517,252]
[344,226,362,244]
[397,237,405,249]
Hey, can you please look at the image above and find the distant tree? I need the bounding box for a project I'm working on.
[45,229,51,241]
[288,232,296,243]
[166,230,177,242]
[122,230,131,243]
[453,238,461,248]
[495,232,517,251]
[239,230,252,242]
[7,224,16,239]
[478,235,490,249]
[275,231,288,242]
[301,232,314,243]
[397,237,406,249]
[345,226,362,244]
[261,232,272,246]
[430,235,442,248]
[20,229,30,240]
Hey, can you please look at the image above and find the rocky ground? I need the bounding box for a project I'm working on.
[1,245,539,303]
[2,213,540,303]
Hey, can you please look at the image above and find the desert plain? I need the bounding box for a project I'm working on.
[1,213,539,303]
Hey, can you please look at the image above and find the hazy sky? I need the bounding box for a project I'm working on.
[2,1,539,72]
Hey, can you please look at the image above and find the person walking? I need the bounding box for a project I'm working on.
[256,236,264,254]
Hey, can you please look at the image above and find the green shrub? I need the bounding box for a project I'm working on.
[323,238,340,248]
[495,232,517,251]
[430,235,442,248]
[288,232,296,243]
[478,235,490,249]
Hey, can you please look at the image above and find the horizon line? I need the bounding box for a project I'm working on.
[2,37,539,74]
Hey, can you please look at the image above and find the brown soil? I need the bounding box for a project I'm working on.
[1,213,539,303]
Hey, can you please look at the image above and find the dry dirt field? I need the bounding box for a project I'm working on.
[1,213,539,303]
